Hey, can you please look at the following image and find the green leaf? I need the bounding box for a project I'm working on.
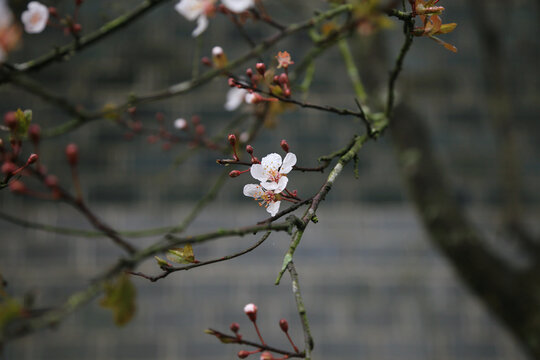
[166,244,197,264]
[0,298,22,331]
[100,273,136,326]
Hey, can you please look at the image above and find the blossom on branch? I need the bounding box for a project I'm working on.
[221,0,254,13]
[250,152,296,191]
[243,184,282,217]
[275,51,293,69]
[175,0,216,37]
[411,0,457,52]
[224,87,248,111]
[21,1,49,34]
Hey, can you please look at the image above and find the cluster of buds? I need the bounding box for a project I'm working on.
[224,50,294,109]
[218,136,300,217]
[44,0,85,37]
[207,303,300,360]
[408,0,457,52]
[1,110,65,199]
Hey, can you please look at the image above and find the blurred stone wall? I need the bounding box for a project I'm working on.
[0,0,539,359]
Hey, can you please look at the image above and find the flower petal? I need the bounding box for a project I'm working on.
[221,0,254,13]
[261,180,279,191]
[266,201,281,217]
[224,87,247,111]
[243,184,264,198]
[192,14,208,37]
[250,164,266,182]
[261,153,282,176]
[175,0,204,21]
[280,152,296,174]
[273,176,288,194]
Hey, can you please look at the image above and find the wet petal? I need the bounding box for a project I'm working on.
[261,153,282,176]
[192,14,208,37]
[280,152,296,174]
[221,0,254,13]
[266,201,281,217]
[273,176,288,193]
[250,164,267,182]
[243,184,264,198]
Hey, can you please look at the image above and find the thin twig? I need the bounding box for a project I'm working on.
[287,262,314,359]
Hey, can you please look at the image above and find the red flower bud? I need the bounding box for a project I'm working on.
[279,319,289,332]
[246,145,254,154]
[72,23,82,35]
[45,175,59,188]
[201,56,212,67]
[65,143,79,167]
[228,134,237,146]
[28,124,41,145]
[278,73,289,85]
[280,139,289,153]
[273,75,280,84]
[27,153,38,165]
[284,88,291,98]
[9,180,26,194]
[244,303,257,322]
[256,63,266,75]
[246,68,253,78]
[4,111,17,130]
[1,162,17,175]
[238,350,250,359]
[230,322,240,333]
[229,170,241,178]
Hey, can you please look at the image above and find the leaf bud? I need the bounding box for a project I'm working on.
[279,319,288,332]
[238,350,250,359]
[280,139,289,153]
[243,303,257,322]
[65,143,79,167]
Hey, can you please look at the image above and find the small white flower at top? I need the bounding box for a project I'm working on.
[243,183,282,217]
[221,0,254,13]
[250,152,296,191]
[21,1,49,34]
[175,0,215,37]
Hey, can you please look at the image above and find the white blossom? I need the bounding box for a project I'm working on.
[224,87,248,111]
[221,0,254,13]
[21,1,49,34]
[174,118,188,130]
[250,152,296,191]
[243,184,281,217]
[175,0,215,37]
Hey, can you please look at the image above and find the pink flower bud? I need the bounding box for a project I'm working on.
[246,145,254,154]
[238,350,250,359]
[278,73,289,85]
[244,303,257,322]
[230,322,240,333]
[228,134,237,146]
[279,319,288,332]
[201,56,212,67]
[27,153,38,165]
[246,68,253,78]
[256,63,266,75]
[229,170,241,178]
[260,352,273,360]
[228,77,236,87]
[280,139,289,153]
[28,124,41,144]
[65,143,78,167]
[1,162,17,175]
[45,175,59,188]
[272,75,279,84]
[4,111,17,130]
[284,88,291,97]
[9,180,26,194]
[72,23,82,35]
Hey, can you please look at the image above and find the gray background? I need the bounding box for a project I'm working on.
[1,0,539,359]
